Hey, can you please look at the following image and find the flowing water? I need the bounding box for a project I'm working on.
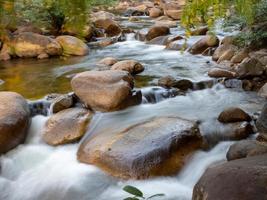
[0,16,265,200]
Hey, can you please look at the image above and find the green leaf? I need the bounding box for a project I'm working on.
[147,194,165,199]
[123,185,144,197]
[123,197,140,200]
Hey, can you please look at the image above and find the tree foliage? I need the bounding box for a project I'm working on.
[182,0,267,48]
[0,0,117,38]
[181,0,261,30]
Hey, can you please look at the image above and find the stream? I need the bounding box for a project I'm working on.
[0,16,265,200]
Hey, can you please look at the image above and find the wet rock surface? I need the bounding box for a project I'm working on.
[227,139,267,161]
[71,70,141,112]
[218,107,251,123]
[193,154,267,200]
[43,108,92,146]
[56,35,89,56]
[78,116,203,179]
[111,60,144,75]
[0,92,30,154]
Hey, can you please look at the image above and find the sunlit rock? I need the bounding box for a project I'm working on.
[71,70,141,112]
[43,108,92,146]
[56,35,89,56]
[78,116,203,179]
[0,92,30,154]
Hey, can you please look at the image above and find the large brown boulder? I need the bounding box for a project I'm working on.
[256,103,267,140]
[231,49,249,63]
[56,35,89,56]
[189,35,219,55]
[94,18,122,37]
[145,26,170,41]
[208,68,237,78]
[235,57,265,78]
[163,2,183,20]
[218,107,251,123]
[13,32,62,58]
[0,92,30,154]
[258,83,267,98]
[149,7,163,18]
[71,70,141,112]
[42,108,92,146]
[111,60,144,75]
[227,140,267,161]
[78,116,203,179]
[193,154,267,200]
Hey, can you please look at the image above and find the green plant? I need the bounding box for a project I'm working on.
[0,0,118,38]
[123,185,165,200]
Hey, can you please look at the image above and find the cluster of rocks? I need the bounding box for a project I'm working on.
[186,34,267,95]
[116,0,185,20]
[193,104,267,200]
[0,32,90,61]
[0,9,131,61]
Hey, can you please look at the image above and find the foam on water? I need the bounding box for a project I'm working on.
[0,116,232,200]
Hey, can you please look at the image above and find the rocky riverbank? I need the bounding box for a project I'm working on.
[0,0,267,200]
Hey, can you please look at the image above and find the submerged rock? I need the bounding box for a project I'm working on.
[78,116,203,179]
[42,108,92,146]
[71,70,141,112]
[111,60,144,75]
[0,92,30,154]
[218,107,251,123]
[227,140,267,161]
[193,154,267,200]
[56,35,89,56]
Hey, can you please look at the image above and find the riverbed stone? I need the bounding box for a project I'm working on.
[166,39,187,51]
[0,92,30,154]
[256,103,267,140]
[56,35,89,56]
[235,57,265,78]
[208,68,237,78]
[97,57,118,66]
[77,116,203,179]
[193,154,267,200]
[231,49,249,63]
[42,108,92,146]
[189,35,219,55]
[212,44,236,62]
[149,7,163,18]
[50,94,74,114]
[227,139,267,161]
[111,60,144,75]
[258,83,267,98]
[190,26,209,36]
[71,70,141,112]
[163,2,183,20]
[249,49,267,66]
[218,107,251,123]
[94,18,122,37]
[145,26,170,41]
[217,48,237,63]
[158,75,177,88]
[13,32,62,58]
